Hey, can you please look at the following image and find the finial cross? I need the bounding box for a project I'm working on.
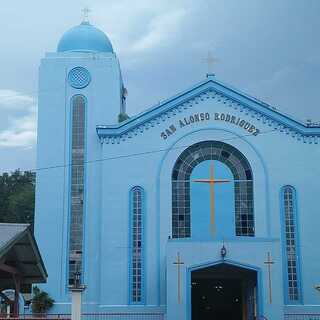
[203,51,219,75]
[82,7,91,23]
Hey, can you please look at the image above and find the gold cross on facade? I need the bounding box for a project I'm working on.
[203,51,219,75]
[193,162,230,236]
[264,252,275,304]
[173,252,184,304]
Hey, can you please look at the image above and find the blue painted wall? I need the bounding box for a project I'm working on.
[35,48,124,312]
[34,22,320,319]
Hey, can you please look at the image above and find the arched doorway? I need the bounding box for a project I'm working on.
[191,263,259,320]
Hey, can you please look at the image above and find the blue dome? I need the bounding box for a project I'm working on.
[57,22,114,53]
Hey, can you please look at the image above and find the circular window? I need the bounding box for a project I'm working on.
[68,67,91,89]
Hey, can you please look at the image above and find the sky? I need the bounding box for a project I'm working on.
[0,0,319,172]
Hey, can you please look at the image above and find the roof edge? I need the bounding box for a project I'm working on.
[0,225,29,259]
[96,76,320,143]
[0,224,48,281]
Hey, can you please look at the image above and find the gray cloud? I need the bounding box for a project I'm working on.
[0,0,319,171]
[0,91,36,149]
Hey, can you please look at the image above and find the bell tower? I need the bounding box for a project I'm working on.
[35,19,124,307]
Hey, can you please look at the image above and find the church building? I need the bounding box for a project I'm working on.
[35,18,320,320]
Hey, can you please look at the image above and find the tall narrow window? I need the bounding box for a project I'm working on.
[130,187,144,303]
[282,186,301,303]
[68,95,86,285]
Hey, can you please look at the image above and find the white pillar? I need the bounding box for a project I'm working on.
[69,286,86,320]
[71,290,82,320]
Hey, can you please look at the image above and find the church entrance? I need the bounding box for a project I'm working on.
[191,263,258,320]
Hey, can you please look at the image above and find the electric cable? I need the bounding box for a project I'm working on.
[25,128,277,173]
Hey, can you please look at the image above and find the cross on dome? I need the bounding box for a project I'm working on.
[57,11,114,53]
[82,7,91,23]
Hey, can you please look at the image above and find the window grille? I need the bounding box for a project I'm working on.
[283,186,300,302]
[172,141,254,238]
[68,95,86,285]
[130,187,144,303]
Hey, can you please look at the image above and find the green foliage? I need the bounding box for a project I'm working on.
[0,170,35,228]
[118,112,130,123]
[31,286,54,314]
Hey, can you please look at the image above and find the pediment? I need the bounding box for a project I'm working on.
[96,75,320,144]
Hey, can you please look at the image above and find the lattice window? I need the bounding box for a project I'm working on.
[283,186,300,302]
[130,187,144,303]
[68,95,86,285]
[172,141,254,238]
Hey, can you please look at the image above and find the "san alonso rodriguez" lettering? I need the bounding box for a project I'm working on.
[160,112,260,140]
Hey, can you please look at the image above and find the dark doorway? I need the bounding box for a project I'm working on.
[191,263,258,320]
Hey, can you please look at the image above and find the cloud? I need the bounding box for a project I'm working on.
[95,1,188,59]
[0,89,35,111]
[245,58,320,121]
[0,91,37,148]
[130,9,187,53]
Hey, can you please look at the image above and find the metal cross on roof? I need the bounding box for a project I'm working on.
[203,51,219,76]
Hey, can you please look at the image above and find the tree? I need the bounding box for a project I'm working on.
[0,170,35,228]
[118,112,130,123]
[31,286,54,315]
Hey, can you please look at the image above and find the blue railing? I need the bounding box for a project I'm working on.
[82,314,164,320]
[284,314,320,320]
[0,313,164,320]
[3,312,320,320]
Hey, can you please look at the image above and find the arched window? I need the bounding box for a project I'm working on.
[68,95,86,285]
[172,141,254,238]
[281,186,301,303]
[130,187,145,303]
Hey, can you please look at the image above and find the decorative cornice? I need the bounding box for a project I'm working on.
[96,76,320,144]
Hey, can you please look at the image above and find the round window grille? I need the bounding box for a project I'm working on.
[68,67,91,89]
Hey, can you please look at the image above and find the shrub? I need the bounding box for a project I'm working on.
[31,286,54,315]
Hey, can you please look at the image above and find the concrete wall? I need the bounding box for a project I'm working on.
[35,56,320,318]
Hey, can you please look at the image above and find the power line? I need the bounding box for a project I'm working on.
[29,128,277,173]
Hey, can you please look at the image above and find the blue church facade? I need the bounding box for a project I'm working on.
[35,20,320,320]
